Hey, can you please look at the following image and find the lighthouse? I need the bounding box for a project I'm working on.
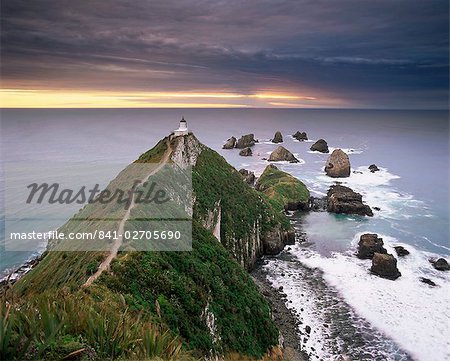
[174,116,189,136]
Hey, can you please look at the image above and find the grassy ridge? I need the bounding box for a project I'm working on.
[193,148,289,245]
[100,221,279,357]
[256,165,309,212]
[7,136,283,359]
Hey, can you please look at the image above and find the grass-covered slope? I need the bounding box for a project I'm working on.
[13,138,172,295]
[193,147,291,267]
[100,221,278,357]
[1,286,193,360]
[256,164,310,212]
[7,134,283,360]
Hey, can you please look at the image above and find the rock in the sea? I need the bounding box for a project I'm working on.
[239,169,255,185]
[325,149,351,178]
[310,139,329,153]
[369,164,380,173]
[357,233,387,259]
[327,184,373,216]
[272,131,283,143]
[222,136,236,149]
[236,134,257,148]
[370,253,401,280]
[420,277,437,287]
[394,246,410,257]
[431,258,450,271]
[239,147,252,157]
[293,131,308,141]
[268,146,299,163]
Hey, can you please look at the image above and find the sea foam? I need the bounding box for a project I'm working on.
[290,235,450,361]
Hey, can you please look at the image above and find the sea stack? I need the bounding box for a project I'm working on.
[327,184,373,216]
[268,146,299,163]
[310,139,329,153]
[293,131,308,141]
[272,131,283,143]
[431,258,450,271]
[223,136,236,149]
[357,234,387,259]
[239,147,252,156]
[236,134,257,148]
[325,149,351,178]
[370,253,401,280]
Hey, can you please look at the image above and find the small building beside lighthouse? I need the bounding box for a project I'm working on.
[174,116,189,136]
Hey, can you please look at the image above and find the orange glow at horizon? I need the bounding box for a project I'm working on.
[0,88,332,108]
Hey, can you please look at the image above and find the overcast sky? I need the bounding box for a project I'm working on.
[1,0,448,108]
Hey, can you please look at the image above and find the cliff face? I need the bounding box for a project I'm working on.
[170,132,205,168]
[10,132,290,359]
[182,133,292,270]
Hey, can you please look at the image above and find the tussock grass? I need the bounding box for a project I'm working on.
[0,291,195,360]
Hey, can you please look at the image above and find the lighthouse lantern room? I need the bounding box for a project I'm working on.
[174,116,189,136]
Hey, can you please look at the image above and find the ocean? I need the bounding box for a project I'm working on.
[1,108,449,360]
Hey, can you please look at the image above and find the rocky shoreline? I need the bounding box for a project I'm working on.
[0,254,43,291]
[252,260,309,361]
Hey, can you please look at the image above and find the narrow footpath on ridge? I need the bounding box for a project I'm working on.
[84,140,172,287]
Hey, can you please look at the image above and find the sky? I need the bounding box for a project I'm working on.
[0,0,448,109]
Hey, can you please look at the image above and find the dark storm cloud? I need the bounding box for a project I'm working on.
[1,0,448,108]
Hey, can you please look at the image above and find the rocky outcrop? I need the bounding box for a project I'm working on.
[370,253,401,280]
[272,131,283,143]
[369,164,380,173]
[430,258,450,271]
[310,139,329,153]
[239,147,252,156]
[292,131,308,141]
[327,185,373,216]
[284,201,310,212]
[268,146,299,163]
[236,134,257,148]
[357,234,387,259]
[325,149,351,178]
[239,169,255,185]
[223,136,236,149]
[420,277,437,287]
[256,164,310,212]
[262,225,295,255]
[202,200,222,243]
[170,133,204,168]
[394,246,410,257]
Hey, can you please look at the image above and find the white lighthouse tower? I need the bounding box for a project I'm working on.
[174,116,189,136]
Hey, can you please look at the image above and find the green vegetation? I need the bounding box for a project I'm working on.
[256,165,310,212]
[1,289,193,360]
[136,138,168,163]
[13,251,105,296]
[101,221,279,357]
[193,148,289,246]
[7,135,286,360]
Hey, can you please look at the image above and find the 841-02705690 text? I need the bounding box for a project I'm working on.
[9,229,182,241]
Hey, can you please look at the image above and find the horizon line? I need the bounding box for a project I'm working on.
[1,107,448,111]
